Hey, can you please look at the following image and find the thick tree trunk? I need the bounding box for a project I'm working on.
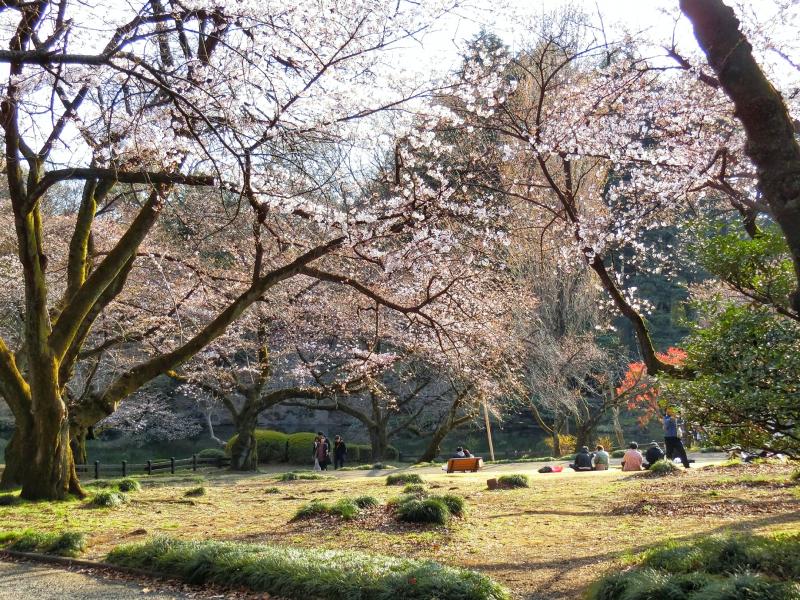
[551,430,562,458]
[368,426,388,462]
[681,0,800,313]
[19,401,83,500]
[69,424,88,466]
[229,415,258,471]
[417,426,450,463]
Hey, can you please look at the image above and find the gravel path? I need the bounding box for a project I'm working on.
[0,560,192,600]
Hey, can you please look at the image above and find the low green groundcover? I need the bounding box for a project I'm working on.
[587,533,800,600]
[107,536,509,600]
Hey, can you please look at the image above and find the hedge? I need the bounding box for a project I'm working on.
[226,430,289,463]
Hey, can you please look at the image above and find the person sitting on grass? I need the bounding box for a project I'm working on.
[593,445,610,470]
[621,442,644,471]
[643,441,665,469]
[569,446,594,471]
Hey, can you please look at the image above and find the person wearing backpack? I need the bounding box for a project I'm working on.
[664,408,690,468]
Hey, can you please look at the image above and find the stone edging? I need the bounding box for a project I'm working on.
[0,549,168,580]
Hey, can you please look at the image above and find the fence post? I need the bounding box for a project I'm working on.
[170,457,175,474]
[146,460,152,476]
[94,460,100,479]
[122,460,127,477]
[192,454,197,471]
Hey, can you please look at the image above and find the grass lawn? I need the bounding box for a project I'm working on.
[1,456,798,599]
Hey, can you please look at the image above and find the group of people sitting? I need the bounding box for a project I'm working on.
[568,445,611,471]
[452,446,474,458]
[568,441,675,472]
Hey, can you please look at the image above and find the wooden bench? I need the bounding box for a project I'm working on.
[446,457,483,473]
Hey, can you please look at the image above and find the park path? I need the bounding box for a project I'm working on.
[0,559,192,600]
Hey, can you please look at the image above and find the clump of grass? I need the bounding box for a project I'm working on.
[410,461,441,468]
[496,474,529,489]
[352,495,379,509]
[90,490,127,508]
[276,471,327,481]
[435,494,466,517]
[386,473,423,486]
[719,458,743,468]
[293,498,361,521]
[790,469,799,483]
[647,460,681,477]
[396,497,451,525]
[184,486,206,497]
[106,536,510,599]
[117,478,141,492]
[264,487,281,494]
[5,530,86,557]
[586,533,800,600]
[402,483,427,496]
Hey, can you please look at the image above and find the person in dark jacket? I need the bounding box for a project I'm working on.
[569,446,594,471]
[643,441,665,469]
[333,435,347,469]
[664,408,690,468]
[313,432,331,470]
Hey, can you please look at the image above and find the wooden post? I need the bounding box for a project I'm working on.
[192,454,197,471]
[146,460,152,476]
[482,402,496,462]
[94,460,100,480]
[170,457,175,474]
[121,460,127,477]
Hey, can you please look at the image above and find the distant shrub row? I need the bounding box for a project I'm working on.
[225,430,399,464]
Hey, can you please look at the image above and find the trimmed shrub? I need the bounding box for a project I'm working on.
[396,497,451,525]
[226,430,290,463]
[496,474,529,489]
[117,478,141,492]
[106,536,510,599]
[286,432,318,464]
[91,490,127,508]
[184,486,206,497]
[647,460,680,477]
[197,447,227,460]
[386,473,423,486]
[611,449,625,459]
[352,495,379,509]
[435,494,466,517]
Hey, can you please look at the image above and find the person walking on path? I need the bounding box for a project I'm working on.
[313,432,331,471]
[333,435,347,469]
[663,408,691,468]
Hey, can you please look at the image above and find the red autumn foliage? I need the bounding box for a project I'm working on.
[616,348,686,424]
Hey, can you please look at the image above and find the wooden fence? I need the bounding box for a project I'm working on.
[75,454,231,479]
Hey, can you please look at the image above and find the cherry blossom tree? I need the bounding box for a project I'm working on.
[0,0,522,500]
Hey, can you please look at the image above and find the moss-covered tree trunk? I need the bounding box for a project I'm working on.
[368,426,388,462]
[229,412,259,471]
[0,426,25,489]
[69,424,88,466]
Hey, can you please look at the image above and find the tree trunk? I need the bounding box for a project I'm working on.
[551,429,561,458]
[368,426,388,462]
[574,423,594,453]
[417,425,450,463]
[229,415,258,471]
[19,398,83,500]
[681,0,800,313]
[69,424,88,466]
[0,426,25,489]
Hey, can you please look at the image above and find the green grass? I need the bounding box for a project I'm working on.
[790,469,799,482]
[117,478,141,492]
[496,474,529,489]
[352,495,379,509]
[106,536,510,599]
[184,486,206,497]
[90,490,127,508]
[2,530,86,557]
[293,498,361,521]
[586,533,800,600]
[646,460,681,476]
[276,471,328,481]
[386,473,423,486]
[402,484,428,496]
[395,497,451,526]
[436,494,466,517]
